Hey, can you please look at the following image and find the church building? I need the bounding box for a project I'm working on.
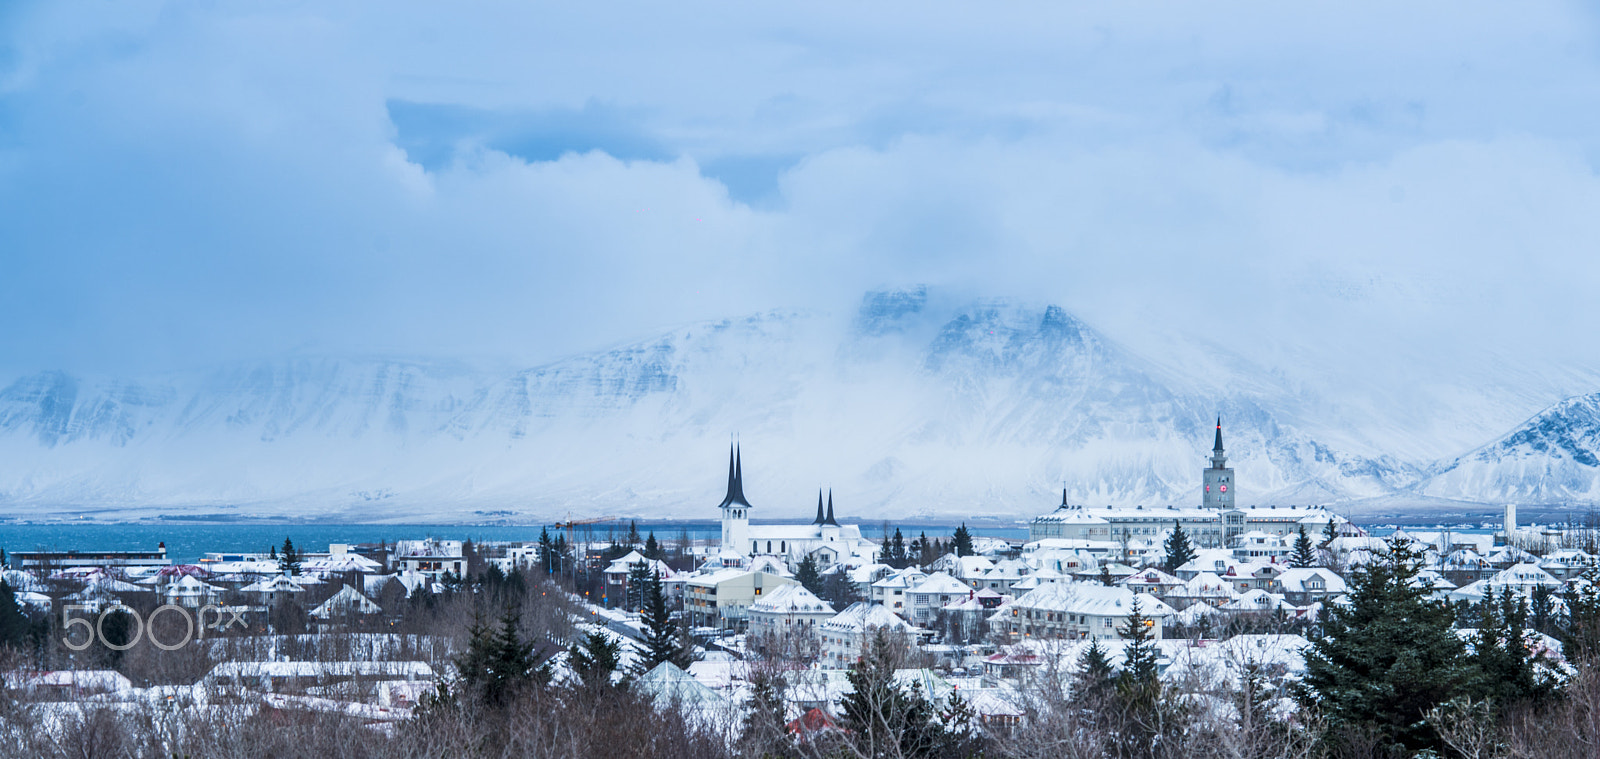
[1029,419,1344,546]
[715,445,879,571]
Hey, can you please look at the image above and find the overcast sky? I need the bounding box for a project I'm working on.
[3,1,1599,385]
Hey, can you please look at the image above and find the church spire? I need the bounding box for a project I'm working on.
[1213,416,1224,453]
[718,443,752,509]
[814,490,826,525]
[825,490,838,526]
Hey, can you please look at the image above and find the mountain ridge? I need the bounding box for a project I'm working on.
[0,290,1595,521]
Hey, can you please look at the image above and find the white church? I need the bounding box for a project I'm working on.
[715,445,879,570]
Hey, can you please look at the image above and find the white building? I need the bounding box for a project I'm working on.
[714,445,879,569]
[870,567,928,616]
[392,539,465,578]
[819,602,919,668]
[989,581,1174,642]
[904,573,973,626]
[1030,421,1345,549]
[746,584,836,648]
[311,585,383,620]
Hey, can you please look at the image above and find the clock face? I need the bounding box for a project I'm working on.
[1205,485,1210,493]
[1220,485,1227,493]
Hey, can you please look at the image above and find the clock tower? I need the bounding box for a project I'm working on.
[1202,418,1235,511]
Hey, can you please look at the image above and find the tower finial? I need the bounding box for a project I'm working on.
[814,490,825,525]
[825,489,838,526]
[1213,417,1224,453]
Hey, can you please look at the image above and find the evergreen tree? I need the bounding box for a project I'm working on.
[821,569,862,609]
[1098,566,1115,586]
[624,560,651,611]
[568,630,621,687]
[952,524,974,557]
[537,527,555,573]
[1117,601,1162,694]
[1530,583,1557,635]
[643,532,662,560]
[1297,539,1471,754]
[1323,517,1339,545]
[1073,638,1115,701]
[1471,586,1554,708]
[1562,566,1600,660]
[794,555,823,596]
[639,569,691,672]
[552,534,570,575]
[742,668,790,754]
[841,628,955,758]
[0,579,32,651]
[1290,526,1318,568]
[627,520,642,547]
[278,537,300,576]
[1162,520,1196,574]
[885,529,909,569]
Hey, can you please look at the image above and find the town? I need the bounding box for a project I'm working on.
[2,422,1597,758]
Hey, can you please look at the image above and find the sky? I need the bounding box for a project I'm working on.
[3,0,1600,392]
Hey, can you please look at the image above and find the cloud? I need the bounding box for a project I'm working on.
[0,0,1597,421]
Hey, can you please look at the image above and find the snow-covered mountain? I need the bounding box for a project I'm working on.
[1419,394,1600,505]
[0,288,1591,522]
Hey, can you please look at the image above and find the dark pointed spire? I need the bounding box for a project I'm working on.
[1213,417,1224,452]
[718,443,752,509]
[1062,487,1069,507]
[814,490,826,525]
[825,489,838,526]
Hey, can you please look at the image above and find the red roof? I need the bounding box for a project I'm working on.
[786,707,840,735]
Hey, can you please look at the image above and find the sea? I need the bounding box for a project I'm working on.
[0,522,1032,565]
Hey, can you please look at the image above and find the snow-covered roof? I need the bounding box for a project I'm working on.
[821,602,916,635]
[634,662,728,709]
[748,584,834,615]
[999,581,1174,619]
[1220,589,1296,612]
[908,572,972,597]
[1274,568,1348,594]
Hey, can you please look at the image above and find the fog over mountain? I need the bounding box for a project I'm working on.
[2,287,1596,523]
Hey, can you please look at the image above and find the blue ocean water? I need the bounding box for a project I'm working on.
[0,522,1030,564]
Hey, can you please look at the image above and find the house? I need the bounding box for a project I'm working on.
[870,567,928,615]
[972,559,1031,594]
[1449,563,1563,604]
[1231,531,1290,562]
[162,574,223,608]
[310,585,383,621]
[684,568,798,631]
[746,584,836,651]
[601,551,676,609]
[927,555,995,584]
[904,573,974,626]
[1121,567,1185,597]
[989,582,1174,642]
[819,602,919,668]
[1162,571,1241,610]
[392,539,465,579]
[240,574,311,605]
[1274,568,1348,605]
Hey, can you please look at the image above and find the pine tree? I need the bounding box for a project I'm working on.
[0,579,32,651]
[569,630,621,687]
[891,529,909,568]
[841,628,953,758]
[627,520,642,547]
[1471,586,1553,708]
[1073,638,1115,701]
[639,568,690,672]
[537,527,555,573]
[1162,520,1196,574]
[624,560,651,611]
[643,532,662,560]
[1117,601,1161,694]
[1323,517,1339,545]
[821,569,862,609]
[1562,566,1600,660]
[1290,526,1318,568]
[795,555,823,596]
[952,524,974,557]
[1297,539,1471,754]
[1098,566,1115,586]
[742,668,790,753]
[278,537,300,576]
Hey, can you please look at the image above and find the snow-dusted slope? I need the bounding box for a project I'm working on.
[1420,394,1600,504]
[0,289,1585,521]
